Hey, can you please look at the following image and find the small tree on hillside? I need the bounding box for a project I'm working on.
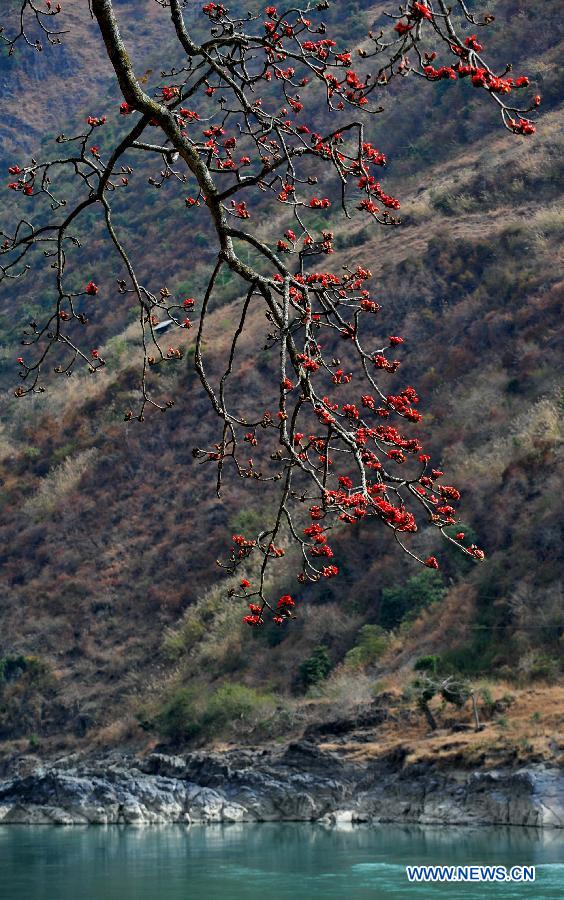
[1,1,538,625]
[300,644,332,687]
[412,672,481,731]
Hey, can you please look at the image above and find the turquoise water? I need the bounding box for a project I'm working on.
[0,823,562,899]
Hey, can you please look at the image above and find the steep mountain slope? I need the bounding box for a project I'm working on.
[0,0,561,753]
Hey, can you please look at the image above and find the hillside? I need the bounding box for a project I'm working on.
[0,0,562,761]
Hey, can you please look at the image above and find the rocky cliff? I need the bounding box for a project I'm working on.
[1,746,562,828]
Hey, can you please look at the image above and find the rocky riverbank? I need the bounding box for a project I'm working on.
[0,741,562,828]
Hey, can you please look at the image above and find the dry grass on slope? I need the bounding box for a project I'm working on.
[321,684,564,769]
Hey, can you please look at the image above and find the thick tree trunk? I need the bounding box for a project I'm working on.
[422,701,438,731]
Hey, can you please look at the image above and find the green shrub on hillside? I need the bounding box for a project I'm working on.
[345,625,388,670]
[162,618,206,660]
[229,506,264,538]
[299,645,332,688]
[413,654,442,676]
[151,681,278,745]
[153,687,202,744]
[379,570,446,630]
[0,655,54,740]
[203,683,276,733]
[0,654,50,686]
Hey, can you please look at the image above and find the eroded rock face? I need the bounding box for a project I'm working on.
[0,745,562,827]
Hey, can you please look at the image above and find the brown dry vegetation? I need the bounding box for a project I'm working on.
[0,0,562,757]
[321,683,564,770]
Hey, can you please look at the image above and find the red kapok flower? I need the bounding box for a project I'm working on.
[413,1,432,20]
[464,34,483,52]
[424,556,439,569]
[85,281,98,295]
[468,546,486,560]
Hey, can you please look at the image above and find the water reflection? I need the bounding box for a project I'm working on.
[0,823,562,899]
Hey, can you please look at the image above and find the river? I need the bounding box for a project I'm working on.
[0,823,562,898]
